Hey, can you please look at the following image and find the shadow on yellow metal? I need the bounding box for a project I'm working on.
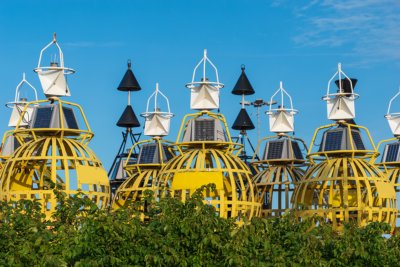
[157,111,261,222]
[112,138,174,218]
[251,135,308,217]
[374,137,400,218]
[0,98,110,218]
[292,122,397,232]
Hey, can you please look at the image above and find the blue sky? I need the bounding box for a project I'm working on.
[0,0,399,168]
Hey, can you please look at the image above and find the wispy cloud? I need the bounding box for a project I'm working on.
[273,0,400,64]
[63,41,125,48]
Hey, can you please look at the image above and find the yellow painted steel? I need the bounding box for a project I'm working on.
[157,110,261,222]
[292,122,397,232]
[374,137,400,218]
[0,98,110,217]
[251,135,308,217]
[112,138,175,216]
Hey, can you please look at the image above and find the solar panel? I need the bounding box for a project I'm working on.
[62,107,79,129]
[324,131,343,151]
[162,144,173,161]
[384,143,400,162]
[266,141,284,159]
[351,130,365,150]
[291,141,303,160]
[32,106,54,128]
[138,144,157,164]
[194,119,215,141]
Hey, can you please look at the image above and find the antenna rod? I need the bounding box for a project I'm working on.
[128,91,131,106]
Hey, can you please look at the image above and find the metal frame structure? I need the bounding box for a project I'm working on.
[157,110,261,222]
[251,135,308,217]
[292,122,397,232]
[0,98,110,217]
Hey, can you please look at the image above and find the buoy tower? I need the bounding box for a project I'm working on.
[292,63,397,231]
[157,50,261,221]
[251,81,308,217]
[0,34,110,217]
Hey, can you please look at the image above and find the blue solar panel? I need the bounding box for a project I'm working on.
[32,106,54,128]
[291,141,303,159]
[351,131,365,150]
[324,131,343,151]
[266,141,284,159]
[138,144,157,164]
[162,144,173,161]
[385,143,400,162]
[62,107,79,129]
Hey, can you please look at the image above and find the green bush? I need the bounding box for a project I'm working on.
[0,185,399,266]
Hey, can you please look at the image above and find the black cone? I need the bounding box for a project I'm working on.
[335,78,357,95]
[116,105,140,128]
[232,108,255,130]
[117,61,141,92]
[232,65,255,95]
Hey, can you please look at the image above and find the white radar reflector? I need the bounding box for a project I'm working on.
[385,89,400,136]
[6,73,39,127]
[266,81,297,133]
[323,63,359,121]
[141,83,174,137]
[33,33,75,97]
[186,49,224,110]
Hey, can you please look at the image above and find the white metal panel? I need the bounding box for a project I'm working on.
[269,110,295,133]
[387,116,400,136]
[144,113,171,136]
[8,105,34,127]
[37,69,71,97]
[326,97,355,120]
[190,84,219,110]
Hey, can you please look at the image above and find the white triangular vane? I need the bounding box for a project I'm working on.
[37,69,71,97]
[267,81,297,134]
[141,83,174,137]
[326,97,355,120]
[33,33,75,98]
[190,84,219,110]
[385,89,400,136]
[186,49,224,110]
[323,63,358,121]
[6,73,39,127]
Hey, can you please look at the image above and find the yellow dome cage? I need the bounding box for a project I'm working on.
[112,138,175,212]
[374,137,400,219]
[157,111,261,222]
[292,123,397,231]
[251,135,308,217]
[0,98,110,217]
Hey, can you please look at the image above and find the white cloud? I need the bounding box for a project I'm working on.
[274,0,400,63]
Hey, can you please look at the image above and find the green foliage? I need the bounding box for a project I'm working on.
[0,185,400,266]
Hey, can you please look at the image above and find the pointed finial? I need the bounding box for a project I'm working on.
[53,32,57,43]
[22,72,26,80]
[127,59,131,69]
[338,62,342,72]
[204,49,207,57]
[241,64,245,72]
[156,82,159,92]
[280,81,283,88]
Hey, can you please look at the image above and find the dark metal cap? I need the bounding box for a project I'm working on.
[116,105,140,128]
[117,60,141,92]
[232,108,255,130]
[335,78,357,94]
[232,65,255,96]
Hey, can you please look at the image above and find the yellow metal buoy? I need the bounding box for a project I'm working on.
[252,135,307,217]
[0,98,110,217]
[292,123,397,231]
[112,138,174,212]
[251,82,308,217]
[158,111,261,221]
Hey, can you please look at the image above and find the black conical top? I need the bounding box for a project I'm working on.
[335,78,357,94]
[232,65,255,95]
[117,105,140,128]
[117,60,141,92]
[232,108,255,130]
